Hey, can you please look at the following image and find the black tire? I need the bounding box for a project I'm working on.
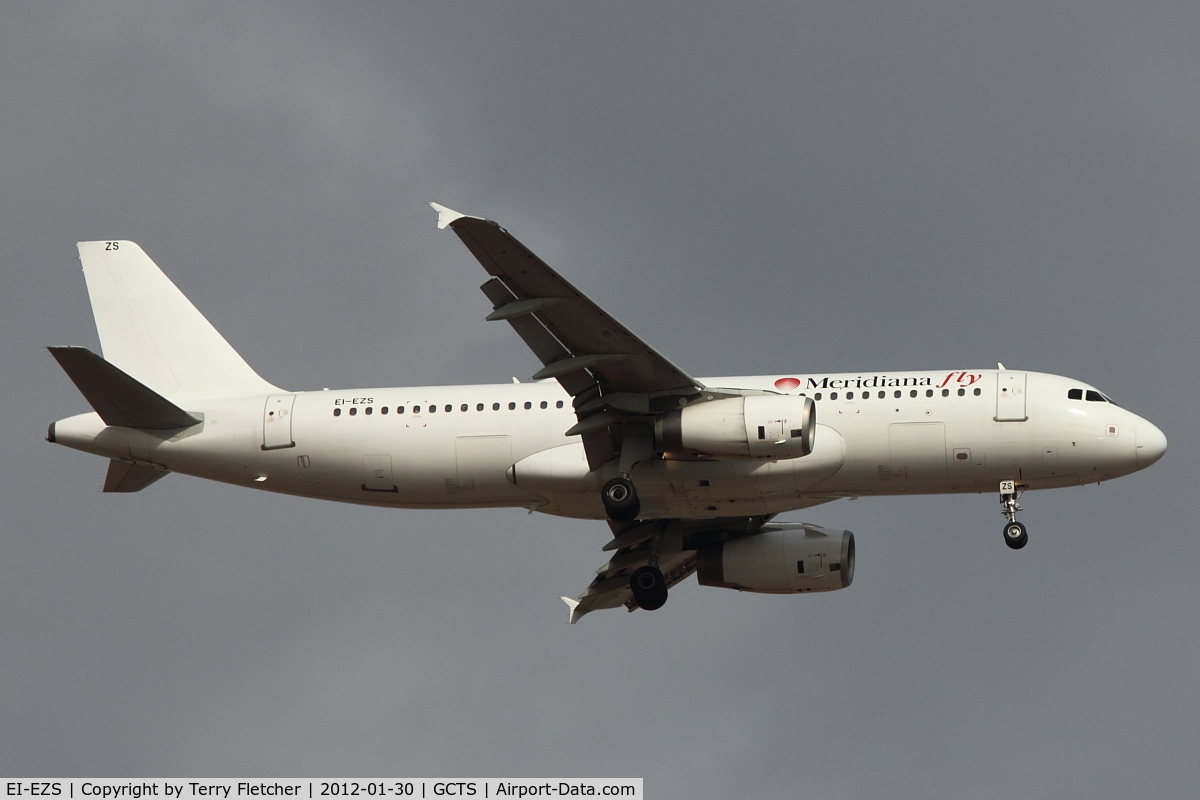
[1003,521,1028,550]
[630,565,668,610]
[602,477,640,522]
[638,589,668,611]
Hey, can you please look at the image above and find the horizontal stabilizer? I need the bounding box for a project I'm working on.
[104,459,170,493]
[48,346,201,429]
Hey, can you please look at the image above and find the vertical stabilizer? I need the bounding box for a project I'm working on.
[77,241,280,399]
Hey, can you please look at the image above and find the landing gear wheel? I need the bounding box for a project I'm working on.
[602,477,640,523]
[1003,521,1028,550]
[998,480,1028,550]
[630,565,668,610]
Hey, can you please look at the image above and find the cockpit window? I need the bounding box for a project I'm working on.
[1076,389,1120,406]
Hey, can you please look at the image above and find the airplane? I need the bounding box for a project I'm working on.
[46,204,1168,622]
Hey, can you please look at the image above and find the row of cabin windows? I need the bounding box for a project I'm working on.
[332,387,991,417]
[1067,388,1116,404]
[333,399,566,417]
[806,387,983,401]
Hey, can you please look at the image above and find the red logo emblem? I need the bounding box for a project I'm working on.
[774,377,801,391]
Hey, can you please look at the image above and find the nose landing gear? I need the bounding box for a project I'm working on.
[999,480,1028,549]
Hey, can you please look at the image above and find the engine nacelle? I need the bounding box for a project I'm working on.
[656,394,814,460]
[696,525,854,594]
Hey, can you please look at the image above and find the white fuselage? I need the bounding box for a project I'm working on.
[51,368,1167,521]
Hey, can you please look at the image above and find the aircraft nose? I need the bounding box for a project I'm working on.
[1135,420,1167,469]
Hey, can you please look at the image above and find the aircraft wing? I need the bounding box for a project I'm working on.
[432,203,708,468]
[560,516,769,623]
[564,550,698,623]
[561,503,844,621]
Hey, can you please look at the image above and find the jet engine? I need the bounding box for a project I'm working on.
[695,524,854,594]
[656,395,814,460]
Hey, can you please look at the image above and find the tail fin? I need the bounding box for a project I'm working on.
[77,240,279,399]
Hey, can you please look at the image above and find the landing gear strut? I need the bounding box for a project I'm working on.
[999,480,1028,550]
[602,477,640,523]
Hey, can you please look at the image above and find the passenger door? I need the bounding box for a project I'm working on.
[995,371,1028,421]
[262,395,296,450]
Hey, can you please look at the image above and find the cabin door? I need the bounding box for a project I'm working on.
[262,394,296,450]
[995,372,1028,421]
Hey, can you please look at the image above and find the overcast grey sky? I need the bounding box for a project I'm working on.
[3,2,1198,796]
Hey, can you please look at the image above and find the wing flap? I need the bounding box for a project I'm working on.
[479,277,596,397]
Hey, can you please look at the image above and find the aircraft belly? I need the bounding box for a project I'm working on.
[649,459,766,518]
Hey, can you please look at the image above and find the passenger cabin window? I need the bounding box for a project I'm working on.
[1068,388,1083,400]
[365,407,373,415]
[398,406,405,414]
[524,401,532,409]
[926,389,933,397]
[349,407,357,416]
[413,405,421,413]
[540,401,548,409]
[556,400,564,408]
[461,404,468,412]
[381,406,388,415]
[508,402,516,410]
[492,402,500,410]
[957,388,965,396]
[333,408,341,417]
[477,403,484,411]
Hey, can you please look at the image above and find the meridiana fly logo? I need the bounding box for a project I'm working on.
[774,372,983,391]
